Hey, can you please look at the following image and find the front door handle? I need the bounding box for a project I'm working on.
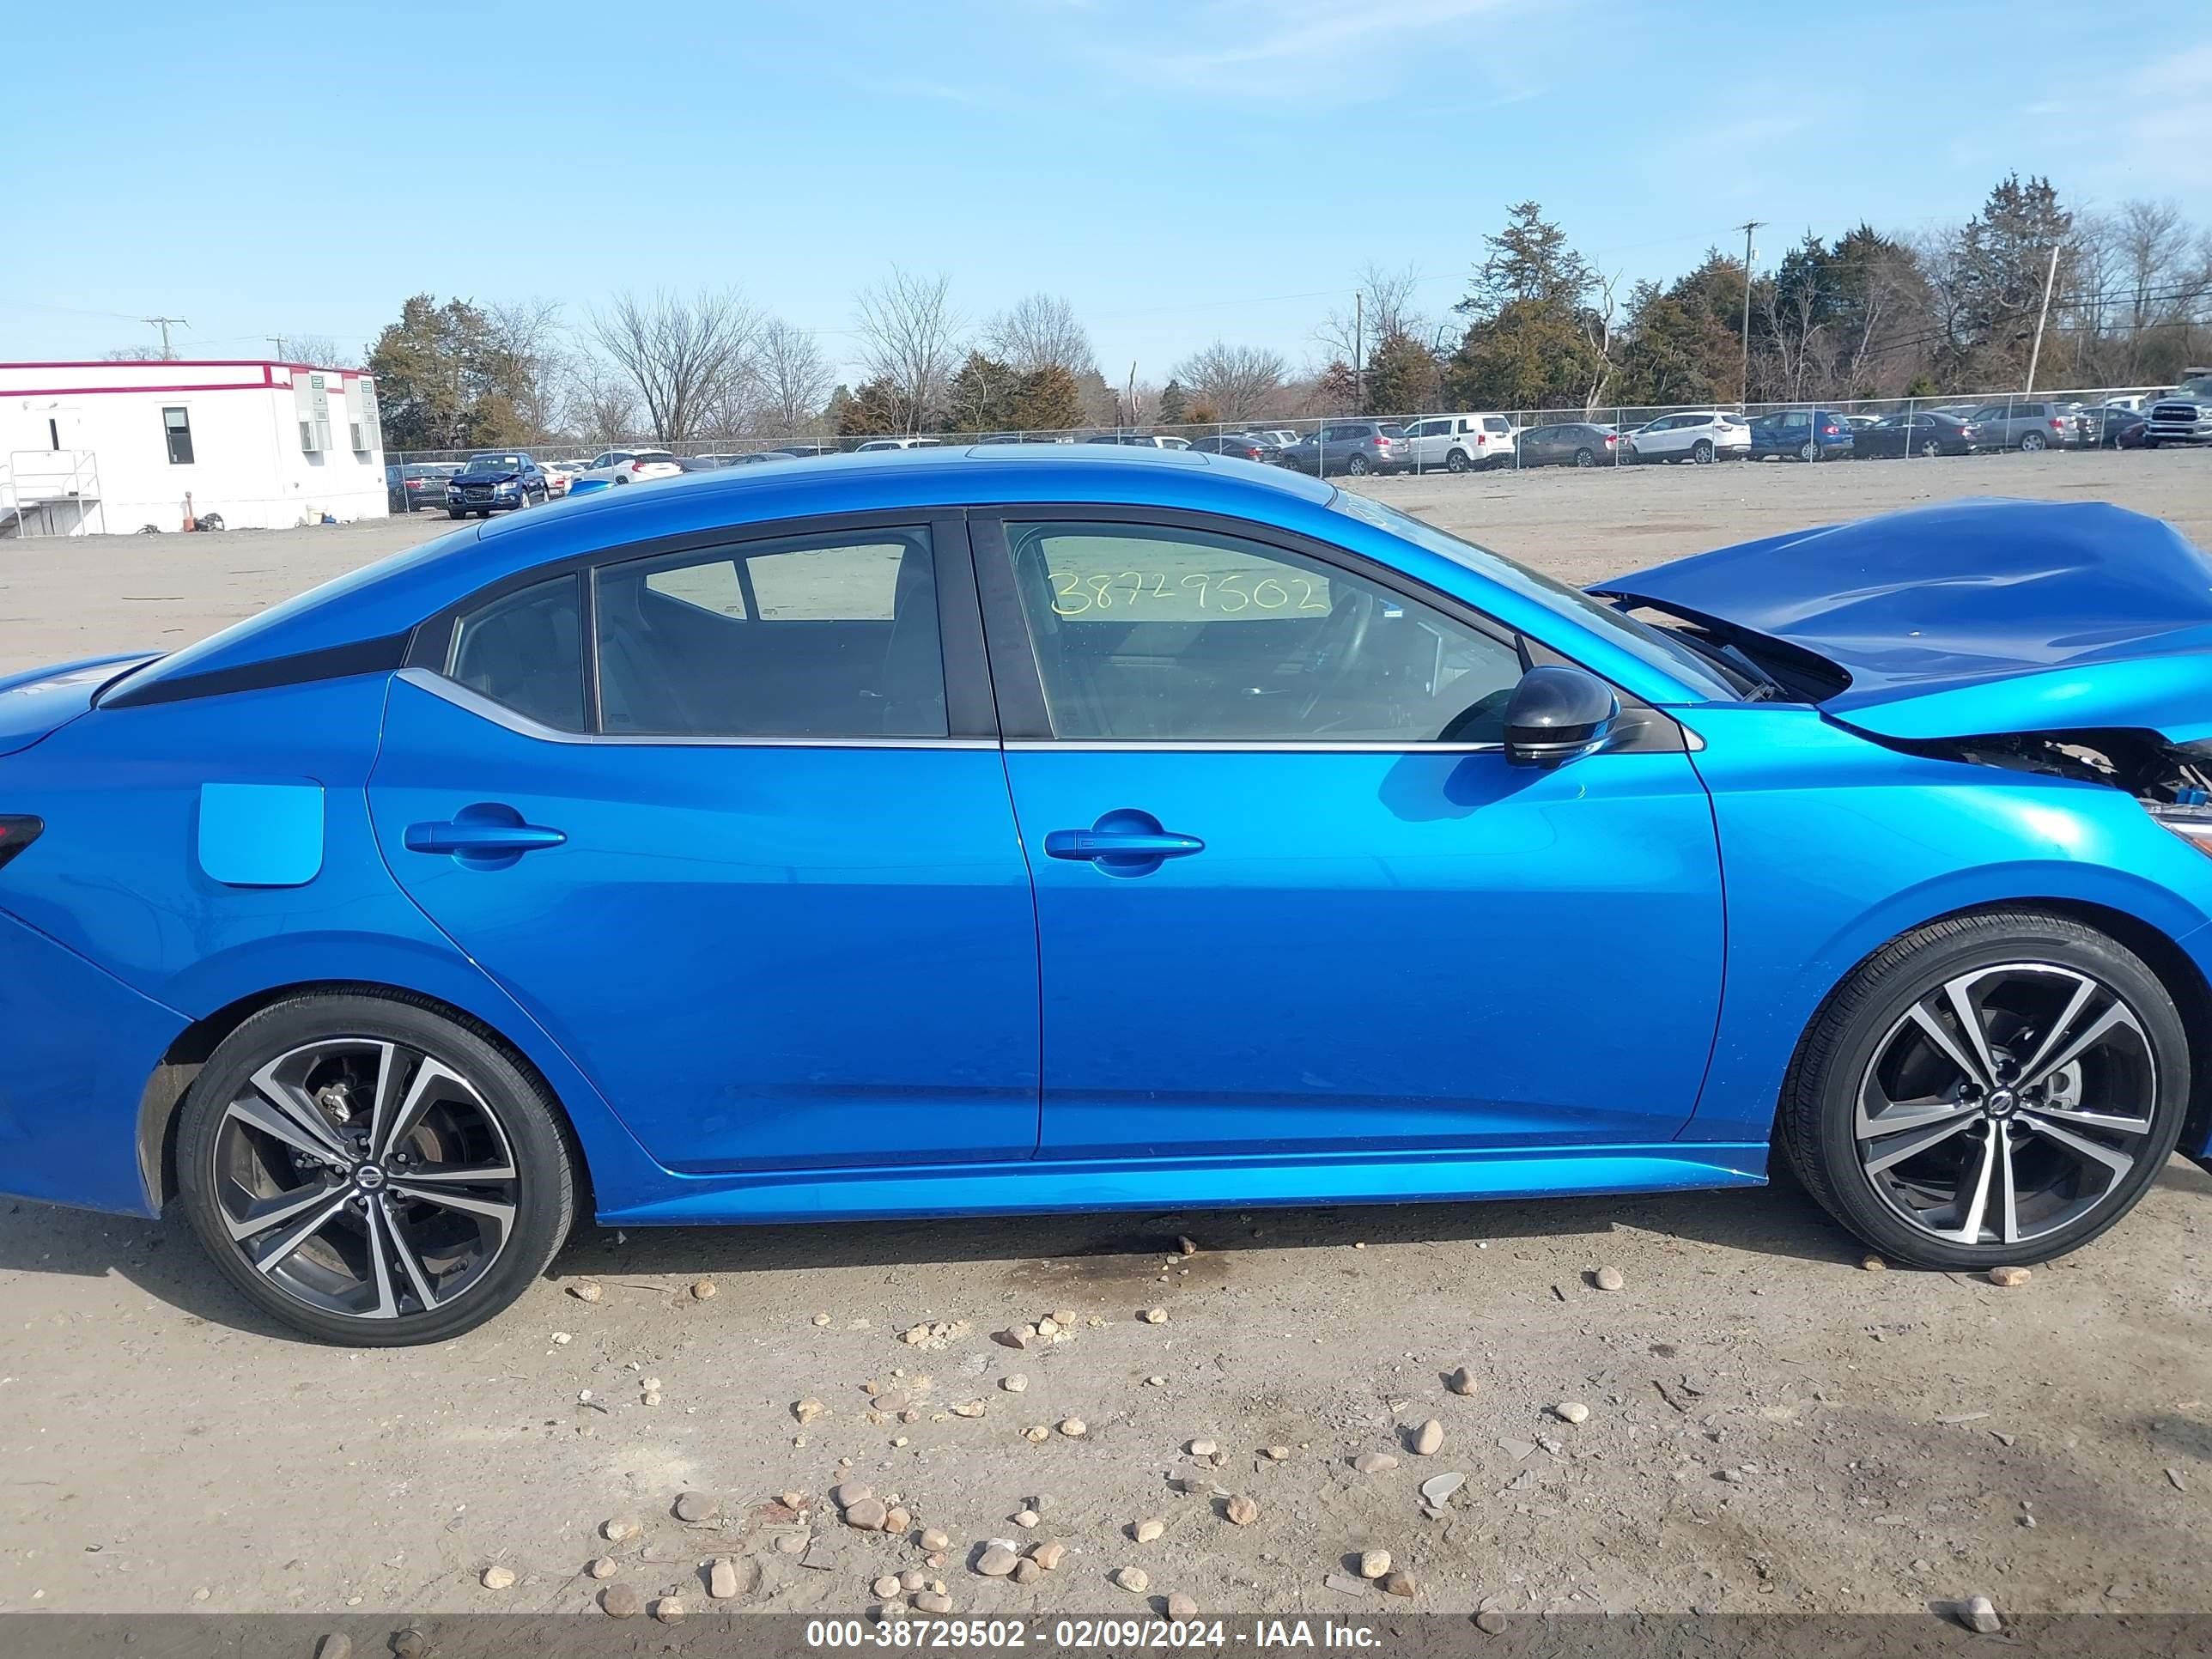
[1044,809,1204,877]
[405,803,565,867]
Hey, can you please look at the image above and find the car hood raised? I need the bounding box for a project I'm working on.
[1593,498,2212,744]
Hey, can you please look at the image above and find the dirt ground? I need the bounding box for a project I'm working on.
[1,450,2209,1626]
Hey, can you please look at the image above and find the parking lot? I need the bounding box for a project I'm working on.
[2,450,2209,1626]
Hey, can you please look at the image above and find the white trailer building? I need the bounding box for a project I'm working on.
[0,360,387,536]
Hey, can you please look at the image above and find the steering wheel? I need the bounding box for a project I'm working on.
[1294,589,1378,723]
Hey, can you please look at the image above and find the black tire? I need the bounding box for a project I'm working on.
[448,508,465,520]
[1573,447,1595,468]
[1800,441,1819,462]
[1691,439,1714,464]
[1345,453,1371,476]
[1778,910,2189,1269]
[1920,439,1941,458]
[176,992,577,1345]
[1445,449,1470,474]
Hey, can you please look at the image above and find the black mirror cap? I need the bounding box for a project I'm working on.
[1504,665,1620,768]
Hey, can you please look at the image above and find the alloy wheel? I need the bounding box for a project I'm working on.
[210,1038,519,1321]
[1854,963,2156,1247]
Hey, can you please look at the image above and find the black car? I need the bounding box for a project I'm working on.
[1188,433,1284,463]
[1850,411,1978,459]
[2085,404,2148,448]
[446,452,549,518]
[1517,422,1621,468]
[387,462,460,513]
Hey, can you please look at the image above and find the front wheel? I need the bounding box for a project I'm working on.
[176,994,576,1345]
[1778,911,2189,1269]
[447,507,465,520]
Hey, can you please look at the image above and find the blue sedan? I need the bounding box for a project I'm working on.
[3,448,2209,1342]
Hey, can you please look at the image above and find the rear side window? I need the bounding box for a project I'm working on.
[595,529,946,739]
[447,574,585,732]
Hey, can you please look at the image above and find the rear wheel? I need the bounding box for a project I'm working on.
[176,994,576,1345]
[1445,449,1470,473]
[1778,912,2188,1269]
[2020,430,2046,452]
[1345,453,1372,476]
[1691,439,1714,464]
[1573,448,1595,468]
[1919,438,1941,458]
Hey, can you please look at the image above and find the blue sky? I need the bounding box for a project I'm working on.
[9,1,2209,382]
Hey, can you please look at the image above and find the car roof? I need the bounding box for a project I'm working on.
[107,449,1342,695]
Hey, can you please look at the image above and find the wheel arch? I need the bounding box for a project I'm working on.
[1771,896,2212,1157]
[136,979,613,1215]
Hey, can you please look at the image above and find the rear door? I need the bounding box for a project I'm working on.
[973,510,1724,1164]
[368,514,1042,1175]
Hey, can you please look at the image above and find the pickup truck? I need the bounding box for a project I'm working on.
[2147,370,2212,446]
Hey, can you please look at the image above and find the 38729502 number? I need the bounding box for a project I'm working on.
[1048,568,1330,617]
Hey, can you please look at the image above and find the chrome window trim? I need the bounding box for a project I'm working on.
[397,668,999,750]
[1001,738,1503,755]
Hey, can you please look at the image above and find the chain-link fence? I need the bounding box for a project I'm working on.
[382,382,2187,506]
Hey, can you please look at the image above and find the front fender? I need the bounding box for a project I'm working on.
[1679,706,2212,1145]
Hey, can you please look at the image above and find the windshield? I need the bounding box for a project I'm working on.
[2179,375,2212,398]
[461,454,522,473]
[1328,491,1746,702]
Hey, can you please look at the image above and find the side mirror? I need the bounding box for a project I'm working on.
[1504,665,1619,769]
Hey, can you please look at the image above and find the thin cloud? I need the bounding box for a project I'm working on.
[1079,0,1520,102]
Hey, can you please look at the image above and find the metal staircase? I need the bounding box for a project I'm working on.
[0,450,106,538]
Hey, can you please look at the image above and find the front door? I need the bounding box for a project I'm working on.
[368,517,1042,1174]
[975,514,1725,1164]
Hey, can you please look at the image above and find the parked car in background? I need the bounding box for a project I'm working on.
[1281,421,1412,477]
[1748,410,1854,462]
[1398,413,1516,472]
[538,461,573,499]
[1850,411,1979,459]
[1250,429,1301,451]
[854,437,945,453]
[1845,414,1882,433]
[1188,434,1283,463]
[1962,401,2085,451]
[1517,423,1621,468]
[2082,405,2148,448]
[1081,434,1189,449]
[575,450,682,486]
[2147,370,2212,446]
[444,452,548,518]
[1626,411,1750,464]
[777,443,838,458]
[388,462,461,514]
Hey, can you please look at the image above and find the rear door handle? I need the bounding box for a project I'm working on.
[405,803,565,866]
[1044,810,1204,876]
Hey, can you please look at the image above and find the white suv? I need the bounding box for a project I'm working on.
[1626,411,1750,464]
[1398,413,1517,472]
[575,449,682,485]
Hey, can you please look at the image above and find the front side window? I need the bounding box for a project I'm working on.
[162,406,194,465]
[1006,521,1522,744]
[595,529,945,738]
[448,574,584,732]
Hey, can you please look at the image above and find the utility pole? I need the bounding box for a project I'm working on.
[1733,222,1763,406]
[2024,243,2061,394]
[1352,290,1364,414]
[142,317,187,360]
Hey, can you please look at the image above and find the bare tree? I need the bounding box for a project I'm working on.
[1316,261,1425,368]
[854,269,965,433]
[1580,271,1620,412]
[2112,200,2204,377]
[756,319,834,435]
[986,293,1097,375]
[100,344,166,362]
[484,301,568,441]
[589,288,760,444]
[271,334,346,366]
[1172,342,1288,422]
[566,356,643,446]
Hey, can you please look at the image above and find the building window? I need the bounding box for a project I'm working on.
[162,407,195,465]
